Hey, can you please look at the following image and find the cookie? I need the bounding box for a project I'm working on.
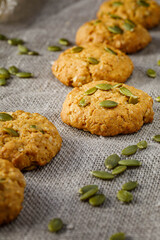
[0,159,26,225]
[75,18,151,53]
[52,43,134,87]
[97,0,160,29]
[61,80,154,136]
[0,111,62,170]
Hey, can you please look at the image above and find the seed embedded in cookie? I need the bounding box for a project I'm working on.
[61,80,154,136]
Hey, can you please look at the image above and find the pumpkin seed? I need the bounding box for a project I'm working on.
[28,51,39,56]
[0,34,7,40]
[121,145,138,155]
[16,72,33,78]
[59,38,70,46]
[147,69,156,78]
[122,181,138,191]
[94,19,101,25]
[155,96,160,102]
[0,79,6,86]
[137,140,147,149]
[96,83,112,90]
[112,166,127,175]
[109,14,122,19]
[109,232,125,240]
[71,46,83,53]
[47,46,62,51]
[87,57,99,65]
[80,187,98,201]
[79,185,98,194]
[117,189,133,203]
[8,66,19,75]
[157,60,160,66]
[108,26,123,34]
[3,128,19,137]
[137,0,150,7]
[152,135,160,143]
[48,218,63,233]
[105,154,120,169]
[18,44,29,54]
[129,95,138,104]
[79,98,89,107]
[123,19,136,31]
[0,113,13,121]
[30,125,37,129]
[0,68,10,79]
[105,47,117,55]
[84,87,97,95]
[89,194,106,206]
[112,2,123,6]
[8,38,24,46]
[23,165,37,171]
[100,100,118,108]
[119,159,141,167]
[91,171,114,180]
[112,83,122,88]
[119,87,133,97]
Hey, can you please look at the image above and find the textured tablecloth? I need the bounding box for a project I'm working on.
[0,0,160,239]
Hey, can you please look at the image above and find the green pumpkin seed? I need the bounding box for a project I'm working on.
[117,189,133,203]
[18,44,29,54]
[108,26,123,34]
[100,100,118,108]
[147,69,156,78]
[123,19,136,31]
[119,87,133,97]
[155,96,160,102]
[122,181,138,191]
[157,60,160,66]
[8,38,24,46]
[105,47,117,55]
[59,38,70,46]
[94,19,102,25]
[91,171,114,180]
[96,83,112,90]
[112,2,123,6]
[48,218,63,233]
[87,57,99,65]
[0,68,10,79]
[129,95,138,104]
[109,232,125,240]
[105,154,120,169]
[89,194,106,206]
[3,128,19,137]
[23,165,37,171]
[152,135,160,143]
[71,46,83,53]
[137,140,147,149]
[0,79,6,86]
[16,72,33,78]
[79,185,98,194]
[137,0,150,7]
[84,87,97,95]
[112,166,127,175]
[121,145,138,155]
[8,66,19,75]
[47,46,62,52]
[79,98,89,107]
[28,51,39,56]
[0,113,13,121]
[30,125,37,129]
[0,34,7,40]
[80,187,98,201]
[119,159,141,167]
[112,83,122,88]
[109,14,122,19]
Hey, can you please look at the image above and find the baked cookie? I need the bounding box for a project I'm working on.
[76,18,151,53]
[61,80,154,136]
[0,111,62,170]
[52,43,134,87]
[97,0,160,29]
[0,159,26,225]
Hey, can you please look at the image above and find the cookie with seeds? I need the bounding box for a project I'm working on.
[52,43,133,87]
[0,111,62,170]
[0,159,26,224]
[61,80,154,136]
[75,18,151,53]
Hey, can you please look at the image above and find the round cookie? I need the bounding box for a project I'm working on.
[61,80,154,136]
[76,18,151,53]
[0,111,62,170]
[52,43,134,87]
[0,159,26,225]
[97,0,160,29]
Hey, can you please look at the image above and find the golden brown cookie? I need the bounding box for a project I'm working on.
[75,18,151,53]
[97,0,160,29]
[0,159,26,225]
[0,111,62,170]
[61,80,154,136]
[52,43,134,87]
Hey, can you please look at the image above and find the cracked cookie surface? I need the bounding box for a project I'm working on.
[0,159,26,225]
[52,43,133,87]
[0,111,62,170]
[61,80,154,136]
